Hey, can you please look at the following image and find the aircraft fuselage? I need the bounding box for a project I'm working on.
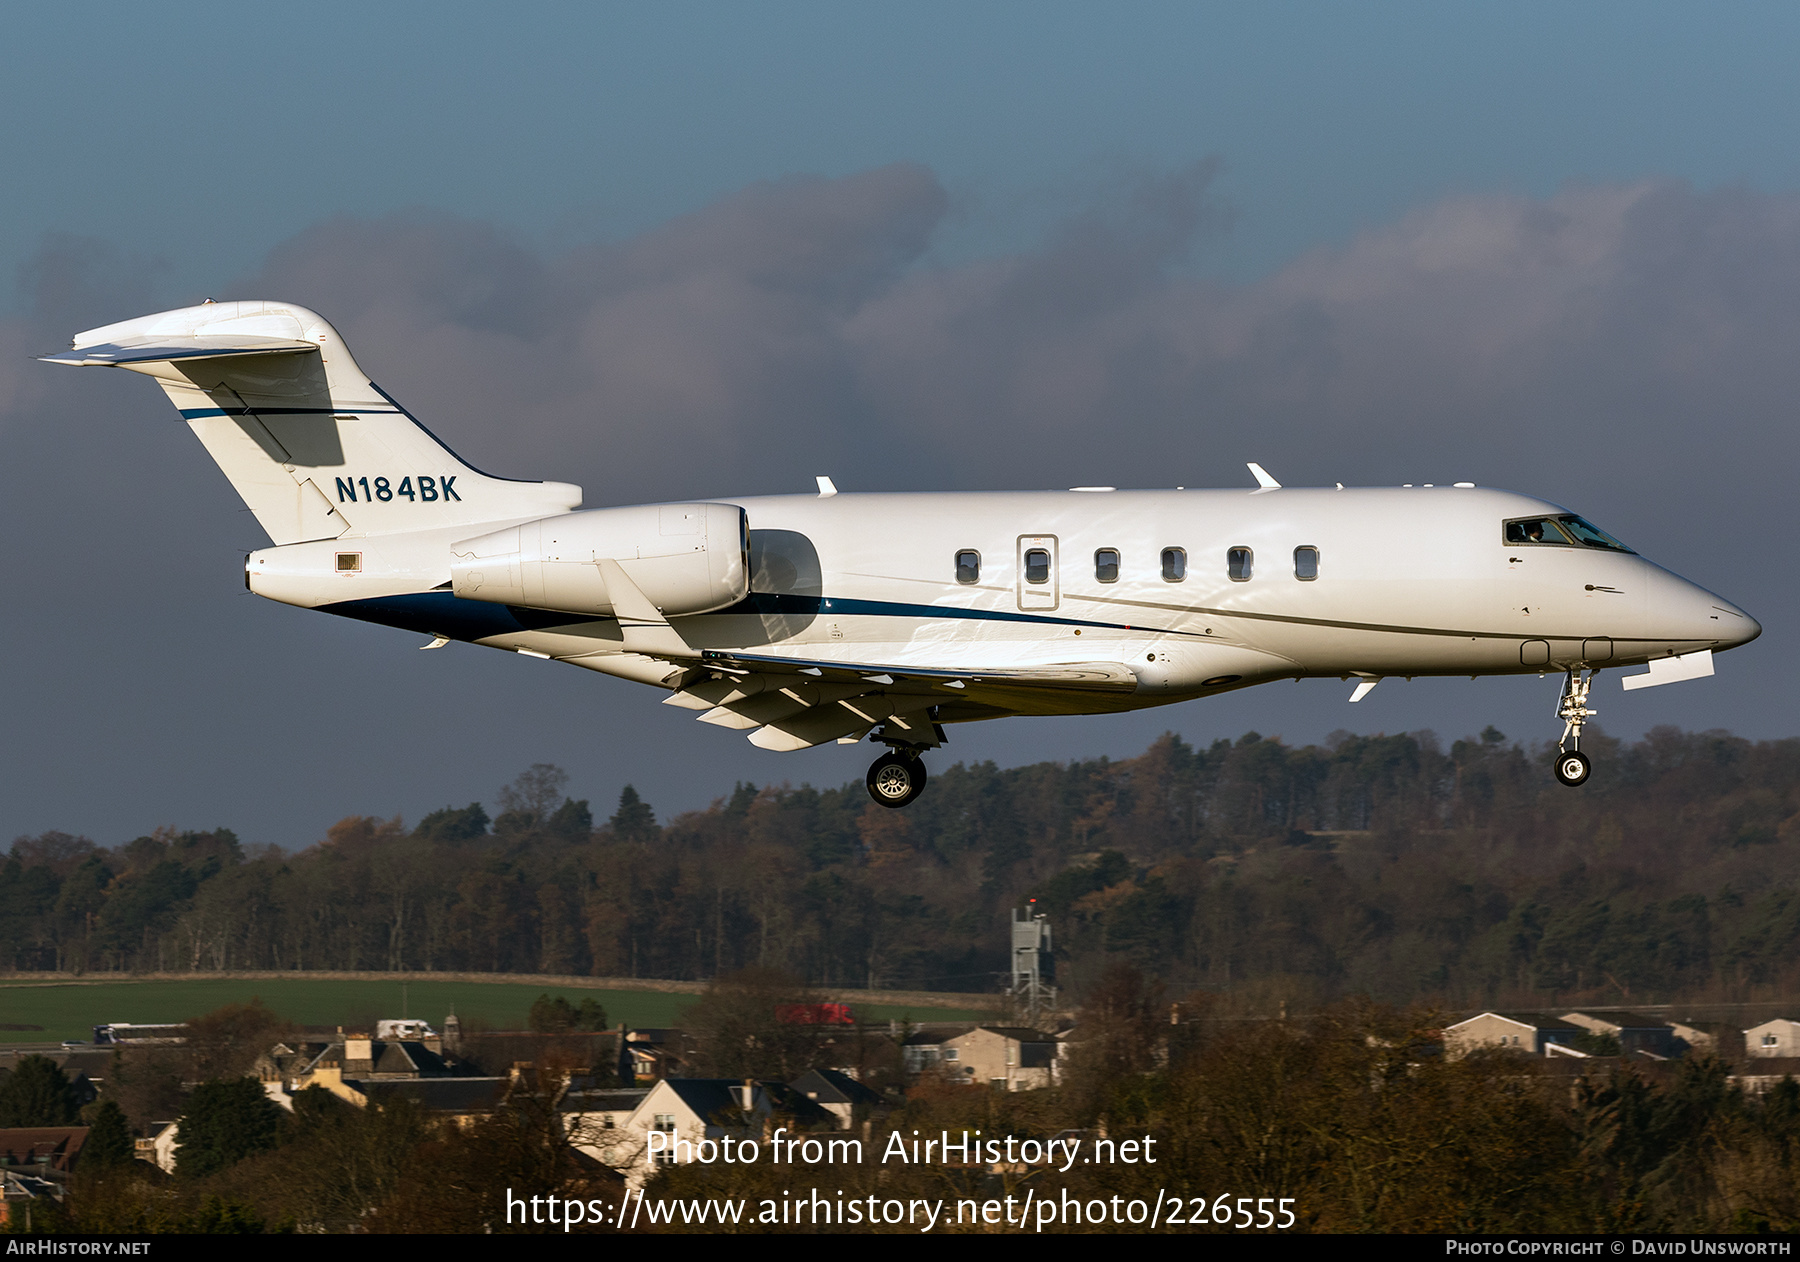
[247,484,1757,720]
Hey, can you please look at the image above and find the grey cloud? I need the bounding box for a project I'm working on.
[220,169,1800,522]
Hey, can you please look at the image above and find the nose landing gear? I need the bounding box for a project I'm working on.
[866,750,928,808]
[1553,668,1597,787]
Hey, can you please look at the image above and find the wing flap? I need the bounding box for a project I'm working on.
[694,650,1138,692]
[748,692,940,751]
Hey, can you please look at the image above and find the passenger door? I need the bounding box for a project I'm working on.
[1016,535,1059,611]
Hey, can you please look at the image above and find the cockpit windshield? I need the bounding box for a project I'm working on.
[1503,515,1634,553]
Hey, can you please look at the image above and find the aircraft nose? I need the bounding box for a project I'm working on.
[1683,578,1760,650]
[1713,598,1762,649]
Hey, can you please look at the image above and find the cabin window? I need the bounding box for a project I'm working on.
[1023,548,1051,584]
[1160,547,1186,582]
[1094,548,1120,583]
[955,550,981,584]
[1294,546,1319,581]
[1228,547,1253,581]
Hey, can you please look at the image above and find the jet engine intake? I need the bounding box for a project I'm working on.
[451,503,748,617]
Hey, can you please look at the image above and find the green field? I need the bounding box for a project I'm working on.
[0,978,987,1044]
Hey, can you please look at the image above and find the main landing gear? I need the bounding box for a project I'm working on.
[1553,668,1597,788]
[866,751,928,808]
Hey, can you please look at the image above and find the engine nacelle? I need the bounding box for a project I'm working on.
[450,503,748,616]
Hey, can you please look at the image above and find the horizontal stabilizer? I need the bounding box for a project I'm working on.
[40,335,317,367]
[1621,649,1714,691]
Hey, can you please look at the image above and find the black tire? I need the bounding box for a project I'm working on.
[866,753,927,808]
[1554,749,1592,787]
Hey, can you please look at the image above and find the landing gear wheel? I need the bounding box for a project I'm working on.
[866,752,927,808]
[1554,749,1591,788]
[1552,668,1598,788]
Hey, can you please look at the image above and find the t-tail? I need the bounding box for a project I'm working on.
[42,300,581,543]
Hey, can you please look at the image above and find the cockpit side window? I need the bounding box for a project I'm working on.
[1503,515,1635,553]
[1504,517,1575,546]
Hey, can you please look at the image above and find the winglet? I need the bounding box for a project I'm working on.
[1247,463,1281,490]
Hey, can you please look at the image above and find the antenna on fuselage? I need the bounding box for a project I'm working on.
[1247,462,1281,489]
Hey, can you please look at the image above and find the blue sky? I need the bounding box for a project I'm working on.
[5,2,1800,847]
[6,2,1800,301]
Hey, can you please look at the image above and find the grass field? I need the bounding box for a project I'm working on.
[0,978,988,1044]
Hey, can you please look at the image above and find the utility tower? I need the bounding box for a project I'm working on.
[1009,903,1055,1024]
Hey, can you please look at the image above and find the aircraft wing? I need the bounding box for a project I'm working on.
[696,649,1138,689]
[584,552,1139,750]
[659,654,1138,751]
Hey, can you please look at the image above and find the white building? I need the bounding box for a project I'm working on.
[1442,1012,1583,1057]
[566,1079,770,1189]
[902,1025,1060,1090]
[1745,1018,1800,1058]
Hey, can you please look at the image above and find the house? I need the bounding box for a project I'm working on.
[0,1127,92,1222]
[902,1025,1060,1090]
[1744,1018,1800,1058]
[570,1078,772,1188]
[1668,1020,1741,1060]
[618,1029,695,1084]
[787,1068,884,1130]
[0,1127,87,1175]
[1732,1057,1800,1096]
[135,1122,180,1174]
[560,1088,650,1132]
[1443,1012,1584,1057]
[1562,1012,1678,1058]
[355,1076,512,1126]
[1,1168,67,1224]
[255,1029,510,1124]
[257,1030,471,1102]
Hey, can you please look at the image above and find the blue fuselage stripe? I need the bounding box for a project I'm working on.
[317,590,1176,641]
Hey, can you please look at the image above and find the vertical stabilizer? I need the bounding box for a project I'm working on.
[43,300,581,544]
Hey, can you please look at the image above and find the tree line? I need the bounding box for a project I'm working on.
[5,724,1800,1007]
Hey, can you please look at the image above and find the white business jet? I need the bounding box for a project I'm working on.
[45,301,1759,807]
